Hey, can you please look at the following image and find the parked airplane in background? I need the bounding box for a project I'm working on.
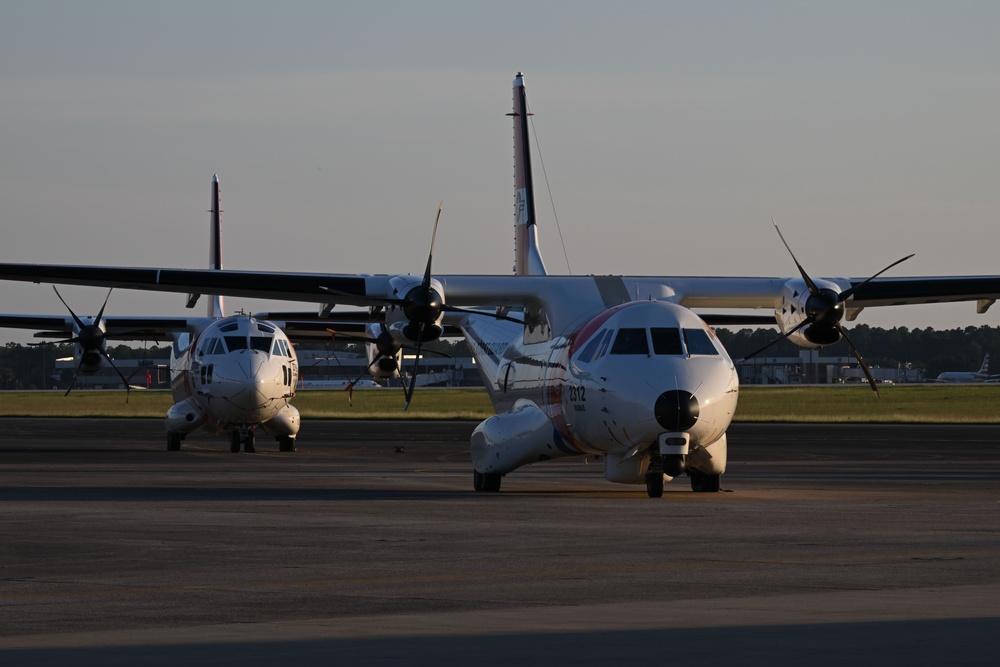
[935,354,990,383]
[0,176,339,453]
[3,74,1000,497]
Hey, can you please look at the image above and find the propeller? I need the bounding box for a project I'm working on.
[48,287,135,399]
[741,222,914,397]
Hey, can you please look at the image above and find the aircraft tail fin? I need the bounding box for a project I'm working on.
[187,174,227,317]
[208,174,225,318]
[511,72,547,277]
[978,353,990,376]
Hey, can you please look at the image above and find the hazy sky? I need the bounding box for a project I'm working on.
[2,1,999,344]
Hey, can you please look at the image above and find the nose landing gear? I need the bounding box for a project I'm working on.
[645,442,687,498]
[229,428,255,453]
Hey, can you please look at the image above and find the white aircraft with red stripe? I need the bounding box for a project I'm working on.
[3,73,1000,496]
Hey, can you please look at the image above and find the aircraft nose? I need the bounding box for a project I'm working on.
[654,390,699,431]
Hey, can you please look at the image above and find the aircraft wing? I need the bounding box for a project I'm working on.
[0,313,207,341]
[3,264,1000,329]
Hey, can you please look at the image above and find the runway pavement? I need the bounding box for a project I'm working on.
[1,419,998,665]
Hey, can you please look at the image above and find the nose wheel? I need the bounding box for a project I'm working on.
[229,429,255,453]
[645,472,664,498]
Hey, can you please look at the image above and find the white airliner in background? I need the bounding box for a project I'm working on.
[935,354,991,383]
[3,73,1000,496]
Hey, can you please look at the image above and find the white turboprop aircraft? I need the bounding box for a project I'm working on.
[0,176,323,454]
[935,354,991,383]
[3,73,1000,497]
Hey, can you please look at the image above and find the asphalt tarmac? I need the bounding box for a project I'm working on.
[1,419,998,666]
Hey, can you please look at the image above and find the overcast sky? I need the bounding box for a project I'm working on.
[2,1,999,344]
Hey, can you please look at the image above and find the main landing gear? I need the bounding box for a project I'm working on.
[473,470,502,493]
[166,432,184,451]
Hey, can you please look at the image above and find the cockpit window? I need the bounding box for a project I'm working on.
[225,335,248,351]
[250,336,272,352]
[651,328,683,355]
[219,321,239,332]
[255,322,275,334]
[271,338,290,357]
[577,329,607,364]
[683,328,719,355]
[197,337,226,356]
[611,328,649,355]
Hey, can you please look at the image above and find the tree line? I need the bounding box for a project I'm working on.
[714,324,997,377]
[0,326,996,389]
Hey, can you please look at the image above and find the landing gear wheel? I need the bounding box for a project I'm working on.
[166,432,182,452]
[474,470,501,492]
[689,468,722,493]
[243,432,255,453]
[230,431,241,453]
[645,472,665,498]
[278,436,295,452]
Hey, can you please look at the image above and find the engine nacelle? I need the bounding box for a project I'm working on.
[365,323,402,381]
[385,275,446,345]
[471,400,568,475]
[776,277,850,348]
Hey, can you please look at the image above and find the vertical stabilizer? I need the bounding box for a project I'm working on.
[511,73,547,276]
[208,174,225,318]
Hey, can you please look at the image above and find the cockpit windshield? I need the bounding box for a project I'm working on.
[683,328,720,355]
[250,336,272,352]
[651,328,683,355]
[610,328,649,355]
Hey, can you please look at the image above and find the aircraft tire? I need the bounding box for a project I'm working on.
[230,432,241,453]
[477,472,501,493]
[166,432,182,452]
[689,469,721,493]
[645,472,665,498]
[244,432,255,453]
[278,436,295,452]
[473,470,483,491]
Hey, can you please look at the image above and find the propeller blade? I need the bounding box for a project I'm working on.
[422,201,443,289]
[441,304,525,325]
[839,254,915,302]
[836,324,879,398]
[64,356,87,397]
[344,353,385,407]
[738,319,811,362]
[94,288,113,323]
[403,325,424,411]
[53,286,87,331]
[772,220,820,295]
[98,348,133,403]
